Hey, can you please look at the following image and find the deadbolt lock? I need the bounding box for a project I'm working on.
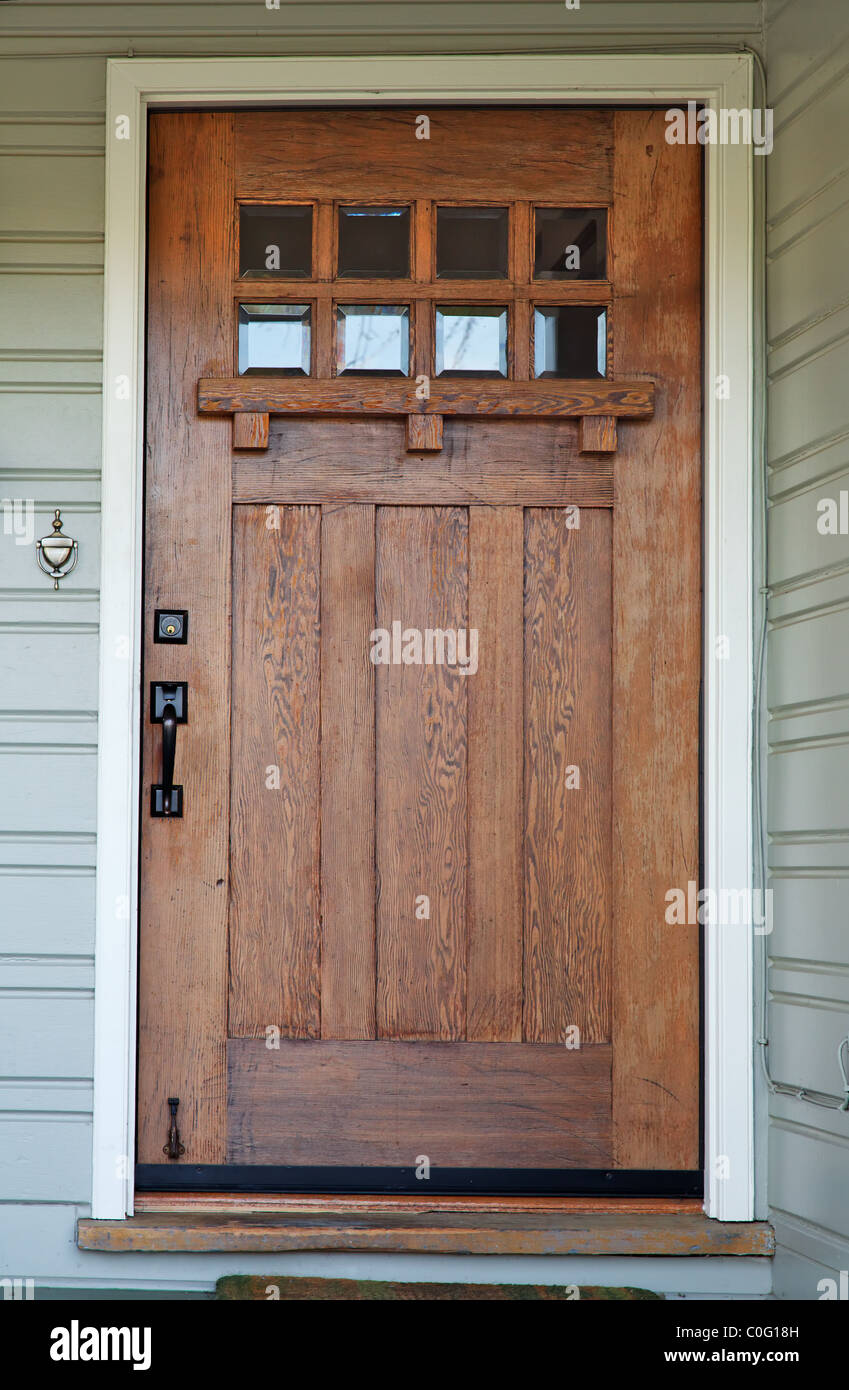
[154,609,188,644]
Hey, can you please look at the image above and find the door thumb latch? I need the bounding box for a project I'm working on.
[163,1096,185,1160]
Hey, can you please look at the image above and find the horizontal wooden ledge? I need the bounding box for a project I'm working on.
[232,280,612,304]
[78,1212,774,1257]
[135,1194,704,1216]
[198,378,655,420]
[231,418,614,505]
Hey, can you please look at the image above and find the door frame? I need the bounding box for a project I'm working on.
[93,52,756,1222]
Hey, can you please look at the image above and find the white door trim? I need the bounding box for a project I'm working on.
[93,53,755,1221]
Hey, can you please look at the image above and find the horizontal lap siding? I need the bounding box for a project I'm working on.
[0,55,104,1210]
[767,0,849,1296]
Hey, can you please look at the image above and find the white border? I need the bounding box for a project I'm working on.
[94,54,754,1222]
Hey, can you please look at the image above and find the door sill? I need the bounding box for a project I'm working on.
[78,1202,774,1257]
[135,1192,704,1215]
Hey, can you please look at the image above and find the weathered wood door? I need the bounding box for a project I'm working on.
[137,108,701,1191]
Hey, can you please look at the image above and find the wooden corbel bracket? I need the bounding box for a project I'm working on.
[197,378,655,455]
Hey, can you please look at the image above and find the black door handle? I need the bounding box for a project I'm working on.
[151,681,187,817]
[160,703,177,815]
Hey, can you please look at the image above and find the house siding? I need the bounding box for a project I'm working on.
[766,0,849,1302]
[0,0,776,1295]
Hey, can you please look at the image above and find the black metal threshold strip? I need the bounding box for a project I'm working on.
[136,1165,702,1196]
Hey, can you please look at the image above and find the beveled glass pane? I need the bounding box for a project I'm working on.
[238,303,311,375]
[534,306,607,379]
[436,207,508,279]
[435,306,507,377]
[336,304,410,375]
[534,208,607,280]
[337,206,410,278]
[239,205,312,278]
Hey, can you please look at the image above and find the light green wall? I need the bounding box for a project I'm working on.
[765,0,849,1301]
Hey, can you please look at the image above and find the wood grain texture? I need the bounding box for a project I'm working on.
[233,418,613,507]
[413,198,432,284]
[136,1193,703,1216]
[141,105,700,1186]
[230,505,321,1039]
[467,507,523,1041]
[523,508,612,1045]
[510,201,533,286]
[79,1212,774,1257]
[611,111,702,1168]
[233,279,611,305]
[199,376,654,419]
[138,112,234,1164]
[315,296,333,378]
[227,1040,612,1167]
[375,507,468,1040]
[320,504,376,1040]
[512,299,532,382]
[236,108,613,203]
[314,201,333,281]
[406,413,443,451]
[233,410,269,449]
[411,297,432,381]
[579,415,617,453]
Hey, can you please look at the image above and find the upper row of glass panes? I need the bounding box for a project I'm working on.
[239,205,608,281]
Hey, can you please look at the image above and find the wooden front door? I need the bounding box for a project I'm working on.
[137,108,701,1192]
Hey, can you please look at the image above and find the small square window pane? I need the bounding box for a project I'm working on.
[534,306,607,379]
[435,306,507,377]
[239,205,312,278]
[336,305,410,375]
[436,207,508,279]
[338,206,410,278]
[534,208,607,280]
[238,304,311,375]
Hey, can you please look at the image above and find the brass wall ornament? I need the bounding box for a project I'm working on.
[36,509,78,589]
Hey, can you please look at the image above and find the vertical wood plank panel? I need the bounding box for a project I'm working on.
[315,201,333,280]
[523,507,612,1045]
[412,299,432,384]
[138,113,234,1163]
[321,504,376,1039]
[612,111,702,1168]
[413,198,433,282]
[467,506,524,1041]
[376,507,468,1040]
[512,300,532,382]
[512,202,533,381]
[316,297,333,378]
[230,505,321,1039]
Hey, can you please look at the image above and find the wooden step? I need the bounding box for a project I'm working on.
[78,1209,774,1257]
